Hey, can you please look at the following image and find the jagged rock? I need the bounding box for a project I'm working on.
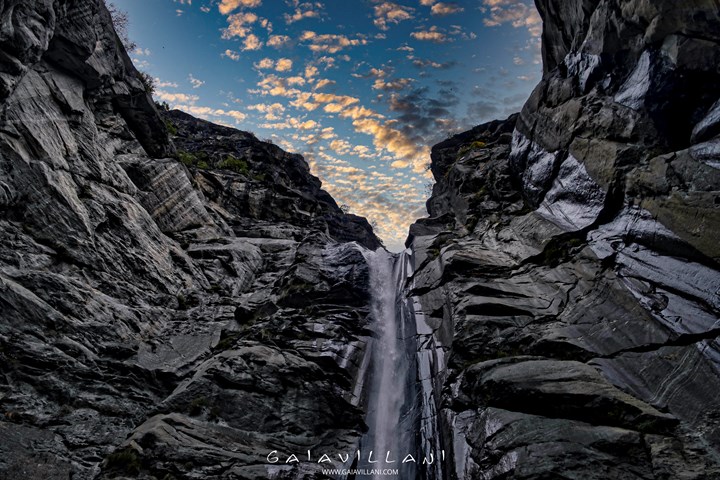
[0,1,381,479]
[406,0,720,478]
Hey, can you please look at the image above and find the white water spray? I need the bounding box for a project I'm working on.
[359,249,419,479]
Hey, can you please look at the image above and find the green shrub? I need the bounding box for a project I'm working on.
[165,119,178,136]
[427,247,441,259]
[215,332,241,351]
[197,161,209,169]
[459,140,488,156]
[105,448,141,475]
[138,71,155,94]
[218,155,249,175]
[177,151,197,167]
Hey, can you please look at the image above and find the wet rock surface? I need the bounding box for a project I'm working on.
[0,1,381,479]
[407,0,720,478]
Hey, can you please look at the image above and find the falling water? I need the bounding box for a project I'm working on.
[358,249,420,479]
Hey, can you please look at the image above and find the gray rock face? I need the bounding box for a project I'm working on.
[406,0,720,478]
[0,1,382,479]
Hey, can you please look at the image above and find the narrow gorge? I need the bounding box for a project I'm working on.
[1,0,720,479]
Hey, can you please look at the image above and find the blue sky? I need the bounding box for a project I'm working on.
[115,0,542,251]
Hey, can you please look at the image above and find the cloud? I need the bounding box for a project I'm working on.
[276,58,293,72]
[155,90,200,104]
[380,85,469,148]
[258,116,318,130]
[255,58,275,69]
[352,117,430,173]
[248,102,286,120]
[314,78,335,89]
[466,100,500,120]
[304,65,319,79]
[254,74,303,97]
[430,2,463,16]
[481,0,542,38]
[221,12,258,39]
[155,78,179,88]
[312,92,360,107]
[372,77,414,91]
[188,74,205,88]
[242,33,263,50]
[222,49,241,61]
[330,138,353,155]
[410,26,450,43]
[309,157,428,250]
[267,35,291,48]
[410,57,455,69]
[176,105,248,123]
[284,1,324,24]
[154,87,248,125]
[299,31,368,53]
[286,76,306,85]
[372,2,414,31]
[339,105,383,120]
[219,0,261,15]
[352,67,388,79]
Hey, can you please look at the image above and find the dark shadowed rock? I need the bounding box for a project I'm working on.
[406,0,720,478]
[0,1,381,479]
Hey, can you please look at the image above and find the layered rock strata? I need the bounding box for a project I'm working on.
[0,1,380,479]
[406,0,720,478]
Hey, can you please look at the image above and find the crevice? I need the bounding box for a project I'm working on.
[597,327,720,359]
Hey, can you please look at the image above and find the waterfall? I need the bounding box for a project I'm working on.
[359,248,444,479]
[358,249,418,478]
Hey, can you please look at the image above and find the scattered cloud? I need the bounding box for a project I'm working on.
[177,105,248,123]
[155,90,200,104]
[155,78,178,88]
[372,2,414,31]
[314,78,335,89]
[276,58,294,72]
[373,77,414,91]
[222,49,241,61]
[284,1,324,24]
[221,12,258,39]
[248,102,287,120]
[242,33,263,50]
[411,26,450,43]
[410,57,455,69]
[352,117,430,173]
[267,35,291,48]
[299,31,368,53]
[218,0,261,16]
[481,0,542,38]
[304,65,319,79]
[145,0,541,250]
[431,2,463,16]
[188,74,205,88]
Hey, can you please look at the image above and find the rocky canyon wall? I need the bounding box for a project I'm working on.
[406,0,720,478]
[0,1,381,479]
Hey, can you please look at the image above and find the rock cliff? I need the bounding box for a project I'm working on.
[2,0,720,479]
[406,0,720,478]
[0,1,379,479]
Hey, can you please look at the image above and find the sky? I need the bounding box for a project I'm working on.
[115,0,542,251]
